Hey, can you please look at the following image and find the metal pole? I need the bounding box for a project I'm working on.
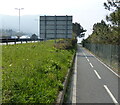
[39,16,41,39]
[55,15,57,43]
[19,9,20,32]
[45,15,46,40]
[15,8,24,33]
[66,15,68,39]
[35,17,40,39]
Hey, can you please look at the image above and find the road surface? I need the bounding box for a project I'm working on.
[72,44,120,104]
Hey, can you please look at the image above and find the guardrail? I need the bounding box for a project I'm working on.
[0,38,44,45]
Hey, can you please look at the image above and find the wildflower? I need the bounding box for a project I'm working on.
[9,64,12,67]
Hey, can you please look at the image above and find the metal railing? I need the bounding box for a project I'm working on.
[0,38,44,45]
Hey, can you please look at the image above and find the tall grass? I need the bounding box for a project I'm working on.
[0,45,2,103]
[2,40,75,103]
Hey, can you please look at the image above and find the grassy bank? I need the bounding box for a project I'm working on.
[2,40,76,103]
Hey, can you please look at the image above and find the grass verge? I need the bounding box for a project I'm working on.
[2,39,76,103]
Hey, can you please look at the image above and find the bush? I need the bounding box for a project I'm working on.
[54,39,77,50]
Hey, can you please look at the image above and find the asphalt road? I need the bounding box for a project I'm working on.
[72,44,120,104]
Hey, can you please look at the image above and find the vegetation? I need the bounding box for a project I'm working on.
[83,0,120,45]
[2,40,76,103]
[82,0,120,72]
[72,23,86,38]
[54,39,77,50]
[0,45,1,103]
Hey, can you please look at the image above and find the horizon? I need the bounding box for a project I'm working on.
[0,0,109,39]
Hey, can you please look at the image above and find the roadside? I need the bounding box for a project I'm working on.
[63,67,74,103]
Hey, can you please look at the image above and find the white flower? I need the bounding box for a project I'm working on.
[9,64,12,66]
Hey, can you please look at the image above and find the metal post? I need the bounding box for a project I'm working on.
[66,15,68,39]
[55,15,57,42]
[35,17,39,38]
[39,16,41,39]
[15,8,24,33]
[45,15,46,40]
[19,9,20,32]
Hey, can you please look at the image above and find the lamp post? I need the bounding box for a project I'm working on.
[15,8,24,33]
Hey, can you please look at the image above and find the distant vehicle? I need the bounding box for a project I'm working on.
[10,36,18,39]
[20,35,30,39]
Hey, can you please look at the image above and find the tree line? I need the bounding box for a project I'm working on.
[83,0,120,45]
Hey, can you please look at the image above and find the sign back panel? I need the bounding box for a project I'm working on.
[40,16,72,39]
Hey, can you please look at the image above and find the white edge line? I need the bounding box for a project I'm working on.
[89,62,93,68]
[104,85,118,104]
[72,53,77,103]
[97,58,120,78]
[88,51,120,78]
[94,70,101,79]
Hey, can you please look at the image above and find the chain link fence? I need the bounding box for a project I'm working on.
[83,43,120,73]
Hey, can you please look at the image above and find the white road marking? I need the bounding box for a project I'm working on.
[104,85,118,104]
[88,51,120,78]
[89,63,93,68]
[87,58,90,62]
[94,70,101,79]
[72,53,77,103]
[96,58,120,78]
[83,53,86,57]
[82,50,90,62]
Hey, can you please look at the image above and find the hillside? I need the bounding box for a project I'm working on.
[0,14,40,35]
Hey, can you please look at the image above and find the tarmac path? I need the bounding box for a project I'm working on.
[72,45,119,104]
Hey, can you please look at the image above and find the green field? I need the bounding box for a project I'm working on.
[2,40,75,103]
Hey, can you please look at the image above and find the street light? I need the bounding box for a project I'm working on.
[15,8,24,33]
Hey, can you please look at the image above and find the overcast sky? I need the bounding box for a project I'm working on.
[0,0,110,38]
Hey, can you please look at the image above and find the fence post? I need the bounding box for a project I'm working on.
[6,38,8,45]
[14,39,16,44]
